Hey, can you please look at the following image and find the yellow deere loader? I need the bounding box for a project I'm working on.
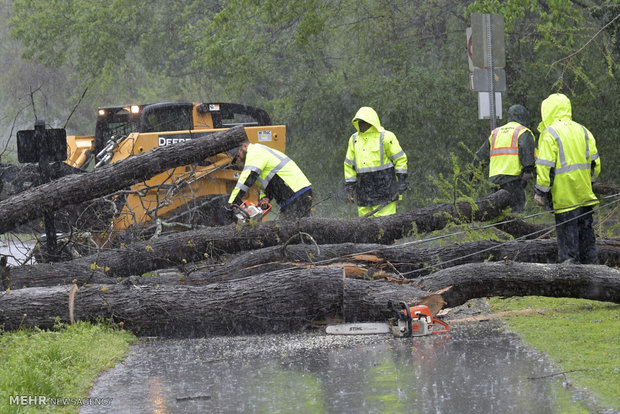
[65,102,285,244]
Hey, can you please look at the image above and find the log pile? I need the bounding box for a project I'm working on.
[0,128,619,337]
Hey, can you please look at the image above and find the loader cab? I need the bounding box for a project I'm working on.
[93,102,273,155]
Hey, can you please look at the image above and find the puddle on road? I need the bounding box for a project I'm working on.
[82,320,601,414]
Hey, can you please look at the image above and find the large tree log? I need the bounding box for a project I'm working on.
[494,218,551,240]
[0,268,443,337]
[0,126,248,234]
[415,262,620,307]
[8,191,511,288]
[593,182,620,196]
[3,262,619,337]
[181,238,620,282]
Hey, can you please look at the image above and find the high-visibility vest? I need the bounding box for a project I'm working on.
[488,122,529,178]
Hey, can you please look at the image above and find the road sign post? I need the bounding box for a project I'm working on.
[469,13,505,130]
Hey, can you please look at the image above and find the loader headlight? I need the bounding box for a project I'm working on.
[98,109,106,116]
[130,105,140,114]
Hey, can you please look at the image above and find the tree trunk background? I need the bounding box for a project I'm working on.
[0,126,248,233]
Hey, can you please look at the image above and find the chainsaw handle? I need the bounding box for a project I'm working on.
[431,317,450,334]
[261,203,272,216]
[231,203,251,221]
[399,301,412,338]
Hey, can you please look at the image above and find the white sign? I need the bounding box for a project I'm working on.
[478,92,502,120]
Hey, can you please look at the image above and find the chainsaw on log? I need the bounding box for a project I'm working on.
[326,301,449,338]
[232,201,272,223]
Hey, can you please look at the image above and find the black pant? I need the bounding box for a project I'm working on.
[555,206,598,264]
[500,179,526,213]
[280,189,313,220]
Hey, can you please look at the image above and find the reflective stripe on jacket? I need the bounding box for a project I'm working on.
[535,94,600,213]
[488,122,529,177]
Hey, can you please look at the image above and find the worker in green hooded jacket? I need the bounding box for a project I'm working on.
[535,93,601,264]
[473,104,536,213]
[344,107,408,217]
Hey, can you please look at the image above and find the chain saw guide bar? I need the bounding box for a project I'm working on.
[233,201,272,223]
[325,301,449,338]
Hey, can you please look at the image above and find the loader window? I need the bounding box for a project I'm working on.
[95,108,141,153]
[101,119,139,141]
[220,113,259,128]
[140,104,193,133]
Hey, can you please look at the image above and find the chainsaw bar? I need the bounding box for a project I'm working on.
[325,322,391,335]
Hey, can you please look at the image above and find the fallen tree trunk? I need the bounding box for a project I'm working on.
[0,268,443,337]
[494,218,552,240]
[8,190,511,288]
[593,182,620,196]
[0,126,248,234]
[415,261,620,307]
[3,261,618,337]
[181,238,620,282]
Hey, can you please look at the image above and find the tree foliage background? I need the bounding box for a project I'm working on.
[1,0,618,217]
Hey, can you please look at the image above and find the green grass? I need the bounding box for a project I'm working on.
[489,296,620,412]
[0,321,137,414]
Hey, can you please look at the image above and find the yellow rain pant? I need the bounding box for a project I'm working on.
[357,201,396,217]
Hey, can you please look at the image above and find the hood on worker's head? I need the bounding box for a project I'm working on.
[507,104,530,127]
[538,93,572,133]
[352,106,383,133]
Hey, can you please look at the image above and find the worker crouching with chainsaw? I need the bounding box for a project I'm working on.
[344,107,408,217]
[228,140,313,220]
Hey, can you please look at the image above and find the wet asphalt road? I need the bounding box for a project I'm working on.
[82,315,610,414]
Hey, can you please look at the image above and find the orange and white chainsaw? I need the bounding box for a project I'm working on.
[326,301,449,338]
[233,201,272,223]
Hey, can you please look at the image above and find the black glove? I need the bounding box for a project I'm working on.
[396,173,408,195]
[345,182,356,203]
[259,197,270,210]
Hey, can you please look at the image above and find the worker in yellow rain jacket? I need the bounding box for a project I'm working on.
[534,93,601,264]
[473,104,536,213]
[344,107,408,217]
[229,140,312,220]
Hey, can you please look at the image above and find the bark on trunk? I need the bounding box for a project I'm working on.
[8,190,511,288]
[593,182,620,196]
[0,267,443,337]
[3,261,618,337]
[494,219,551,240]
[0,126,248,234]
[415,261,620,307]
[183,238,620,282]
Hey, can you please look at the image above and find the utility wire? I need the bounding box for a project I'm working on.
[290,192,620,275]
[398,194,620,277]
